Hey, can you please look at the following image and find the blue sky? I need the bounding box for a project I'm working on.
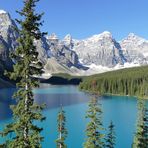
[0,0,148,40]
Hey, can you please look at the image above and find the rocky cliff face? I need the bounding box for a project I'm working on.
[46,33,79,68]
[0,10,18,50]
[120,33,148,64]
[0,11,80,76]
[62,32,148,69]
[0,10,148,76]
[72,31,127,67]
[0,10,18,73]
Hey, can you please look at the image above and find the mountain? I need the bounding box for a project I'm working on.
[0,10,148,80]
[44,57,75,75]
[120,33,148,64]
[46,33,80,68]
[0,10,18,72]
[43,32,148,75]
[72,31,127,67]
[0,10,18,50]
[0,10,18,88]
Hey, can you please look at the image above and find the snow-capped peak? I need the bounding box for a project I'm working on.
[128,33,135,37]
[46,33,58,40]
[126,33,143,40]
[101,31,112,36]
[0,10,7,14]
[121,33,147,44]
[84,31,113,43]
[98,31,112,39]
[63,34,72,41]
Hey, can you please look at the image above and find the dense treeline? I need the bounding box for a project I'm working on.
[79,66,148,98]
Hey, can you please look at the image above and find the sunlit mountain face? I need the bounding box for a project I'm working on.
[0,10,148,77]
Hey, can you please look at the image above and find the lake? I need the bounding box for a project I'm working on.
[0,84,145,148]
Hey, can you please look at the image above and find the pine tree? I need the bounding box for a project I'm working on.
[143,107,148,146]
[1,0,46,147]
[105,121,116,148]
[132,100,148,148]
[56,105,68,148]
[84,97,104,148]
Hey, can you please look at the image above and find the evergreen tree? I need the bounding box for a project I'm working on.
[143,107,148,146]
[84,97,104,148]
[132,100,148,148]
[56,105,68,148]
[105,121,116,148]
[1,0,46,147]
[144,107,148,146]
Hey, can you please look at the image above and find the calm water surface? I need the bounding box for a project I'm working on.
[0,84,146,148]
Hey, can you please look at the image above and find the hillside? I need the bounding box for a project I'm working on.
[79,66,148,98]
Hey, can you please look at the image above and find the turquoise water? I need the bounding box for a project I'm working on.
[0,84,145,148]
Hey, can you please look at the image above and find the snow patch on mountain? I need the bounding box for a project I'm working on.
[0,10,7,14]
[0,10,148,76]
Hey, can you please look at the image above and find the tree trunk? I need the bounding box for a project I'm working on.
[59,121,62,148]
[24,74,29,146]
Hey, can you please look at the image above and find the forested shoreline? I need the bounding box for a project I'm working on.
[41,73,82,85]
[79,66,148,99]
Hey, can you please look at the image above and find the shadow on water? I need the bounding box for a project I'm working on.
[34,93,90,110]
[0,88,16,121]
[0,86,91,121]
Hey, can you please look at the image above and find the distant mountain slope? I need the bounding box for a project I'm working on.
[0,10,148,80]
[72,31,126,67]
[120,33,148,64]
[44,58,74,75]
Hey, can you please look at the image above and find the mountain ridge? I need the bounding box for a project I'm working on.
[0,10,148,80]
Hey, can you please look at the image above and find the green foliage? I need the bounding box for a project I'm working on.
[132,100,148,148]
[56,106,68,148]
[0,0,46,147]
[105,121,116,148]
[84,97,105,148]
[79,66,148,98]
